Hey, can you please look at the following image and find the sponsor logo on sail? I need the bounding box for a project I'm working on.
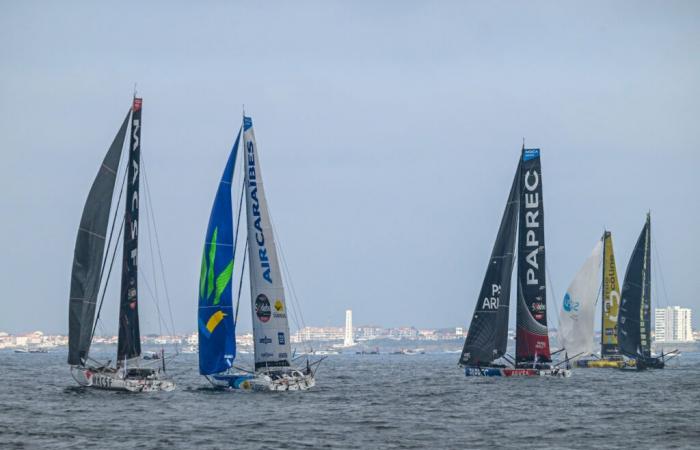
[274,299,284,311]
[278,353,288,359]
[562,293,579,312]
[255,294,271,323]
[245,134,273,284]
[523,166,541,287]
[278,332,285,345]
[259,336,272,344]
[261,352,274,358]
[481,284,501,310]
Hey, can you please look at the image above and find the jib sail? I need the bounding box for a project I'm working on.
[460,163,519,366]
[198,130,241,375]
[68,111,130,366]
[601,231,621,357]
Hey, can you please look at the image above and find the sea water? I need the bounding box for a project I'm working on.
[1,350,698,449]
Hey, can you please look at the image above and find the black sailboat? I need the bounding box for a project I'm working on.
[67,97,174,391]
[460,147,567,377]
[618,213,671,370]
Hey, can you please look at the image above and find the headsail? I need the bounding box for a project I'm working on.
[557,240,602,360]
[68,111,130,366]
[117,98,143,363]
[515,148,551,364]
[601,231,621,357]
[460,163,519,366]
[198,130,241,375]
[618,214,652,358]
[242,116,292,371]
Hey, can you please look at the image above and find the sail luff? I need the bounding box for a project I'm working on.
[515,148,551,364]
[68,110,130,366]
[460,161,519,366]
[117,97,143,363]
[242,116,292,371]
[198,129,241,375]
[601,231,621,357]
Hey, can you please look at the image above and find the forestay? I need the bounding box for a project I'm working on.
[242,116,292,371]
[558,240,602,360]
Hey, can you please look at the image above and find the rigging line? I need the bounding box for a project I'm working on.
[234,240,248,325]
[231,175,246,288]
[89,214,125,352]
[545,260,560,331]
[141,165,164,337]
[651,235,671,308]
[140,155,177,340]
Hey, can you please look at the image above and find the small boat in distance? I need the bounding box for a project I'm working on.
[618,213,678,370]
[459,146,570,377]
[67,97,174,392]
[198,114,321,391]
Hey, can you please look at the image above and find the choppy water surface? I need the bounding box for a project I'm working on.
[1,350,699,449]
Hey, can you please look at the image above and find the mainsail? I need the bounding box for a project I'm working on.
[558,240,602,360]
[460,163,519,366]
[117,98,143,363]
[515,148,551,364]
[68,111,130,366]
[242,116,292,370]
[618,214,652,358]
[601,231,621,357]
[198,130,241,375]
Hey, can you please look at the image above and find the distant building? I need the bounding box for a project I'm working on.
[344,310,355,347]
[655,306,694,343]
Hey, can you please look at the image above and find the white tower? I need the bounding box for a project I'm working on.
[344,309,355,347]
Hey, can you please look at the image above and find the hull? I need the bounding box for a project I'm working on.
[576,359,629,369]
[71,366,175,392]
[211,369,316,391]
[464,366,571,377]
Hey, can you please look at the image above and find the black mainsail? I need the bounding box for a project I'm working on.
[460,164,519,366]
[68,112,130,366]
[515,148,551,365]
[117,97,143,363]
[618,214,652,359]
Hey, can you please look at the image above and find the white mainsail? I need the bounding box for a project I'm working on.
[242,116,292,371]
[558,240,602,360]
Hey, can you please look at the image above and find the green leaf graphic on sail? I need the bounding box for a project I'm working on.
[199,227,234,337]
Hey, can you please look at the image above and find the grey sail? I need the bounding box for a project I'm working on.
[460,162,519,366]
[618,214,652,358]
[68,111,130,365]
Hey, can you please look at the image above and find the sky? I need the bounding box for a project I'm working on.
[0,1,698,335]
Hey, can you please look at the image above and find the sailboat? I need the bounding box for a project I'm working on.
[567,231,630,368]
[618,213,676,370]
[459,147,570,377]
[198,115,320,391]
[68,97,175,392]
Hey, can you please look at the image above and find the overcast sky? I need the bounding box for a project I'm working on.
[1,1,698,335]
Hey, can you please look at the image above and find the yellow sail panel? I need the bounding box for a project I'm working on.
[601,232,620,356]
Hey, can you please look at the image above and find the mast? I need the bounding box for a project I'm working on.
[68,111,130,366]
[242,115,292,371]
[198,129,241,375]
[601,230,621,357]
[460,161,519,366]
[515,147,551,365]
[117,97,143,364]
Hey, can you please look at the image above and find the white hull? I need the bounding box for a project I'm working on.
[71,366,175,392]
[210,368,315,392]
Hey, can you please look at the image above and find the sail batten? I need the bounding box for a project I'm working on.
[460,162,519,366]
[68,111,130,366]
[515,148,551,364]
[198,130,240,375]
[243,116,292,371]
